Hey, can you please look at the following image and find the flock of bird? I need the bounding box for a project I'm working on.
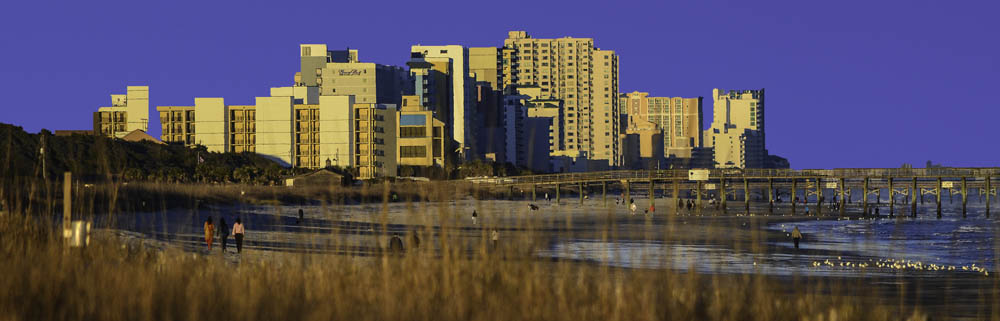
[811,257,990,276]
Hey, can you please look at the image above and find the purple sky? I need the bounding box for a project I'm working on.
[1,0,997,169]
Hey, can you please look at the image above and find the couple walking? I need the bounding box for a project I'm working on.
[204,217,246,253]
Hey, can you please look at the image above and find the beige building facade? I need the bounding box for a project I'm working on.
[501,31,620,168]
[396,96,445,167]
[297,44,409,106]
[94,86,149,138]
[410,45,475,156]
[156,92,398,179]
[619,91,703,158]
[707,88,766,168]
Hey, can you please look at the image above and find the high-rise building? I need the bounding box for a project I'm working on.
[707,88,766,168]
[501,31,620,168]
[469,47,506,162]
[619,91,703,158]
[503,86,563,173]
[410,45,476,157]
[93,86,149,138]
[297,44,410,106]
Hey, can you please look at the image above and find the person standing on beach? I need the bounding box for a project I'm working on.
[232,218,245,253]
[204,217,215,251]
[491,229,499,250]
[297,208,304,224]
[791,226,803,249]
[219,218,229,253]
[389,233,404,254]
[472,210,478,225]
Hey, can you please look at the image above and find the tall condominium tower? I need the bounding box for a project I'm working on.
[410,45,476,158]
[619,91,703,158]
[501,31,620,168]
[707,88,766,168]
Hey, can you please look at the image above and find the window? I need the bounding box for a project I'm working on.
[400,127,426,138]
[400,145,427,158]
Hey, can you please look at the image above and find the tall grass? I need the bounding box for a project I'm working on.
[0,178,939,321]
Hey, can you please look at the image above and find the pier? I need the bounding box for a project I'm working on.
[475,168,999,218]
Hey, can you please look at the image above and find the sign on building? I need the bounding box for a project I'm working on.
[825,182,838,189]
[689,169,710,181]
[704,183,717,190]
[942,181,954,189]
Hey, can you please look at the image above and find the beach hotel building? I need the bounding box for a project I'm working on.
[158,91,398,179]
[705,88,766,168]
[93,86,150,138]
[619,92,704,163]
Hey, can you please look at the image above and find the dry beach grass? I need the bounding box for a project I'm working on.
[0,179,943,321]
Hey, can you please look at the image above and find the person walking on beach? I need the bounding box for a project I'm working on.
[232,218,245,253]
[389,233,404,254]
[630,202,638,215]
[791,226,803,249]
[297,208,304,224]
[204,217,215,251]
[471,210,478,225]
[545,193,550,202]
[491,229,499,250]
[219,217,229,253]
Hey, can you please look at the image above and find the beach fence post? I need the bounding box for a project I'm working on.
[532,184,537,202]
[767,178,774,215]
[62,172,71,233]
[791,179,797,215]
[911,177,918,217]
[579,183,584,204]
[936,177,942,218]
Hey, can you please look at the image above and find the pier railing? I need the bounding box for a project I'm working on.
[472,168,1000,186]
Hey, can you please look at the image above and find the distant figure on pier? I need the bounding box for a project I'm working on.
[232,218,245,253]
[805,207,810,215]
[491,229,499,250]
[204,217,215,251]
[297,208,304,224]
[545,193,550,202]
[630,202,637,215]
[794,196,799,203]
[219,218,229,253]
[791,226,802,249]
[875,207,880,217]
[389,233,404,254]
[648,203,655,214]
[529,204,539,211]
[472,210,478,225]
[687,200,694,211]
